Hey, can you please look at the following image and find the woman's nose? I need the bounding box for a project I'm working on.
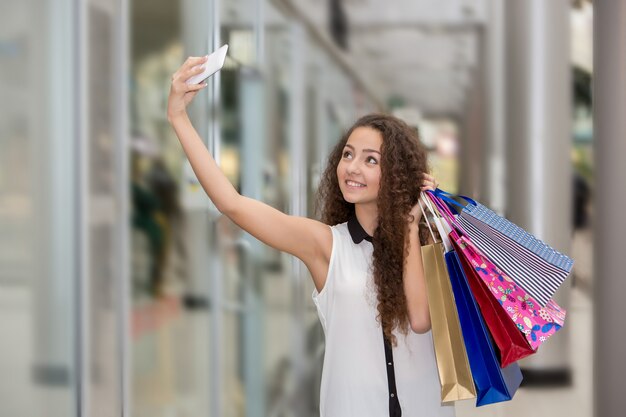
[347,160,361,174]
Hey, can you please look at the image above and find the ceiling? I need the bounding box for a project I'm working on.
[291,0,489,117]
[221,0,489,117]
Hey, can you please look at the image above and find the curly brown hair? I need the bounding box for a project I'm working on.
[314,112,431,347]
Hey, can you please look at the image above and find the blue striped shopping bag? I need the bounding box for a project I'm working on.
[434,189,573,307]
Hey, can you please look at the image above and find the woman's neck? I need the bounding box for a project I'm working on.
[355,204,378,237]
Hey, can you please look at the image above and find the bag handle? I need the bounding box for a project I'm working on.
[418,198,438,244]
[426,191,470,241]
[420,194,452,252]
[426,191,460,230]
[433,188,477,207]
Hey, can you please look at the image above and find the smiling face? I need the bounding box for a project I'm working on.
[336,126,383,207]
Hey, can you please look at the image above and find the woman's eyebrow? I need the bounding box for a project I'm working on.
[345,143,381,155]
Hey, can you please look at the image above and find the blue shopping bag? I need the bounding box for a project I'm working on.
[444,248,523,406]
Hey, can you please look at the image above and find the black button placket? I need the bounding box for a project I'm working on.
[347,213,401,415]
[383,329,402,416]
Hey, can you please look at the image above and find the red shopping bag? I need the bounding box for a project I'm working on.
[450,234,536,367]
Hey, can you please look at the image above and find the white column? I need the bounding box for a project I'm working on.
[483,0,506,213]
[593,2,626,416]
[458,30,486,201]
[505,0,572,379]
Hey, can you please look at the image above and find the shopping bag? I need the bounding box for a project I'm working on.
[421,195,535,367]
[450,233,535,367]
[444,247,523,406]
[434,189,572,307]
[428,192,565,351]
[419,199,476,403]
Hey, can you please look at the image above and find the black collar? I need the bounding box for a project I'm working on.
[347,212,373,244]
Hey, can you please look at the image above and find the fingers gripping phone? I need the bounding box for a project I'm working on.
[186,44,229,85]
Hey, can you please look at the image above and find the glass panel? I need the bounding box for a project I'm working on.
[130,0,213,416]
[259,2,301,416]
[0,0,78,416]
[219,1,262,416]
[87,1,125,415]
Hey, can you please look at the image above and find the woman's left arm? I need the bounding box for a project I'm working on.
[403,223,432,334]
[404,173,439,334]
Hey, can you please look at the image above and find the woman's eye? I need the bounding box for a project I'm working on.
[367,156,378,164]
[343,151,351,158]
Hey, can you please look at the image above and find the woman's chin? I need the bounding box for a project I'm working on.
[342,194,357,203]
[342,195,371,205]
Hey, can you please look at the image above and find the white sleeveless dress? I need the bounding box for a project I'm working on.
[312,217,456,417]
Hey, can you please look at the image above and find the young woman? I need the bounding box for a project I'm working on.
[168,56,456,417]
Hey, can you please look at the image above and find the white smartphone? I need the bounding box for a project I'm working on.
[186,44,229,85]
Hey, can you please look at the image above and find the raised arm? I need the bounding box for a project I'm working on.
[167,56,238,213]
[167,56,331,279]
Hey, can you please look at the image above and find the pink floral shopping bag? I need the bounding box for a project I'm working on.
[453,232,564,350]
[427,192,565,351]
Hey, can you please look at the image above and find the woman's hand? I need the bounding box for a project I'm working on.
[167,55,210,121]
[420,173,439,193]
[408,173,439,229]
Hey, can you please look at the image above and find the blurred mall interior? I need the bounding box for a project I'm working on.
[2,0,619,416]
